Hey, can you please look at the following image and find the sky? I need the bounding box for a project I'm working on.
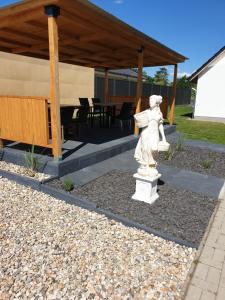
[1,0,225,79]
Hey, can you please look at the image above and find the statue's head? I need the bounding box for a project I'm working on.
[156,95,163,106]
[149,95,162,108]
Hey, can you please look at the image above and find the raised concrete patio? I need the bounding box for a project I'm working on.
[1,125,176,177]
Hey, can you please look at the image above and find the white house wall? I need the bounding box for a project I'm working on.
[194,52,225,122]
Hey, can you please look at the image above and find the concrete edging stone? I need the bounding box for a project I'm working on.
[0,169,41,190]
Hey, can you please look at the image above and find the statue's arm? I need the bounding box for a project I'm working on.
[159,123,166,142]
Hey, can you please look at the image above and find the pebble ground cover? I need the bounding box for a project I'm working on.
[0,177,196,299]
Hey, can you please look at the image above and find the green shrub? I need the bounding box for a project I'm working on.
[208,152,217,159]
[62,179,74,192]
[164,145,175,161]
[176,135,185,151]
[25,144,39,171]
[201,159,212,169]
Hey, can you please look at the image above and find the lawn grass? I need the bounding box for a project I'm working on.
[169,105,225,145]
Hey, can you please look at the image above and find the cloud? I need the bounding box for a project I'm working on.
[177,72,191,78]
[169,70,191,78]
[113,0,124,4]
[166,66,174,72]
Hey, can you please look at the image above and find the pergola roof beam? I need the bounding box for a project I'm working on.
[0,0,187,68]
[12,32,108,54]
[61,2,185,61]
[0,8,44,29]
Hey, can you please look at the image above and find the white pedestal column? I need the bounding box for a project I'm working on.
[132,173,161,205]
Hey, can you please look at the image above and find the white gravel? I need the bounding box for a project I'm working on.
[0,161,50,181]
[0,177,196,299]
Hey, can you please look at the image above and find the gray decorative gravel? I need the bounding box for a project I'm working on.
[158,145,225,178]
[49,170,217,248]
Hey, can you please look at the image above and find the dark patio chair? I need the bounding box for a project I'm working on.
[72,106,89,136]
[79,97,92,123]
[91,97,103,127]
[60,106,75,138]
[79,98,89,107]
[116,102,133,131]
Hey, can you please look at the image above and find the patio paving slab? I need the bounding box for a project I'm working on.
[167,132,225,153]
[61,149,225,199]
[184,193,225,300]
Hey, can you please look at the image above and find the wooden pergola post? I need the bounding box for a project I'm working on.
[45,5,62,159]
[104,68,109,104]
[134,47,144,135]
[0,139,4,149]
[169,64,178,125]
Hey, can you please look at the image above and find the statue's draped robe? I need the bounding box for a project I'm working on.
[134,109,163,166]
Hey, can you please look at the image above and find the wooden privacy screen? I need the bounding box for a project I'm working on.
[110,96,168,119]
[0,96,51,148]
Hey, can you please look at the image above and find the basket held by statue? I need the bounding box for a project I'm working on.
[134,110,149,128]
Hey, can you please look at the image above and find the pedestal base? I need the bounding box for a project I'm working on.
[132,173,161,205]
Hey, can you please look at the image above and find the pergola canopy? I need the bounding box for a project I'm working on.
[0,0,187,69]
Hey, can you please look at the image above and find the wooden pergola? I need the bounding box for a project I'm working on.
[0,0,186,159]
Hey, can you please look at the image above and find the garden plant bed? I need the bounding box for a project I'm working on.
[48,170,217,248]
[158,144,225,178]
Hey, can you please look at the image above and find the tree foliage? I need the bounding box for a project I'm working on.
[142,70,154,84]
[153,67,169,86]
[175,75,192,89]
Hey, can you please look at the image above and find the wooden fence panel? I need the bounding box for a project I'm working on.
[0,96,51,148]
[95,76,191,106]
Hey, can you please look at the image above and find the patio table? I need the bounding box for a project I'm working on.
[95,103,118,127]
[60,104,81,109]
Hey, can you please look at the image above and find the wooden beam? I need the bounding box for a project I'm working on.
[97,48,131,57]
[61,4,184,61]
[12,32,105,54]
[169,64,178,125]
[29,15,185,63]
[0,37,29,48]
[13,40,71,55]
[24,48,49,57]
[25,18,137,60]
[75,54,109,62]
[59,53,104,65]
[1,28,47,43]
[13,43,48,54]
[61,8,140,51]
[0,46,10,52]
[0,8,43,29]
[60,60,87,67]
[45,5,62,159]
[104,68,109,104]
[79,32,107,43]
[134,48,144,135]
[0,0,58,18]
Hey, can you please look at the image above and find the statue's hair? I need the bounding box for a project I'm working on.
[149,95,162,107]
[156,95,163,104]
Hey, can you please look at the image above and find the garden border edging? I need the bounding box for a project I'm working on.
[0,169,41,190]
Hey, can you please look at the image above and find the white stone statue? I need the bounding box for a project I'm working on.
[134,95,170,178]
